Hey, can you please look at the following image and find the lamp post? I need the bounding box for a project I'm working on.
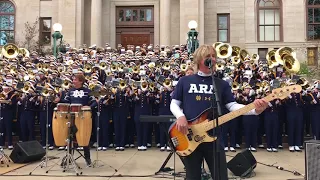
[187,20,199,54]
[52,23,63,58]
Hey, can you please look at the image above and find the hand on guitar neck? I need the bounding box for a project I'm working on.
[170,85,302,157]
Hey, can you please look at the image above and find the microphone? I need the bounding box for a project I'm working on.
[204,58,212,67]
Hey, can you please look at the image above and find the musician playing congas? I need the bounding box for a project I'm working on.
[170,45,268,180]
[55,74,97,166]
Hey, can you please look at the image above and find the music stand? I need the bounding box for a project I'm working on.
[140,115,185,179]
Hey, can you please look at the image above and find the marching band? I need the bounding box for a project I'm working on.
[0,41,317,157]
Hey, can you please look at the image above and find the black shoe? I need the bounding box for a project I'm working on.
[85,159,92,167]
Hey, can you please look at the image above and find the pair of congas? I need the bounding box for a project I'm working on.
[52,103,92,147]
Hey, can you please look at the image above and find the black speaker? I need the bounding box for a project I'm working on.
[305,140,320,180]
[10,141,46,163]
[227,149,257,177]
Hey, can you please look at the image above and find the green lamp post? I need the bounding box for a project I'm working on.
[52,23,63,58]
[187,20,199,54]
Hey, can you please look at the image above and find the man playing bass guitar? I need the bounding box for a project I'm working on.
[170,44,268,180]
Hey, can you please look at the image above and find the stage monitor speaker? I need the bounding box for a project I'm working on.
[227,149,257,177]
[305,140,320,180]
[9,140,46,164]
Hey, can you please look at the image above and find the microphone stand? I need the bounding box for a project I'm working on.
[207,61,222,180]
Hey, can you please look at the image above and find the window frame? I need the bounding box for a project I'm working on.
[116,6,154,27]
[0,0,15,45]
[217,13,230,43]
[39,17,52,45]
[307,47,318,66]
[257,0,283,42]
[306,1,320,41]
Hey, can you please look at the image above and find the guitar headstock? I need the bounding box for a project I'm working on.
[270,85,302,100]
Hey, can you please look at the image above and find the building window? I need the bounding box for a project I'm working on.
[307,47,318,66]
[258,48,268,62]
[0,0,15,46]
[217,14,230,42]
[40,17,52,45]
[257,0,282,42]
[118,7,153,22]
[307,0,320,40]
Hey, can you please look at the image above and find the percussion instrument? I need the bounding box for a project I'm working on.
[57,103,70,113]
[70,104,83,113]
[52,107,71,146]
[74,106,92,146]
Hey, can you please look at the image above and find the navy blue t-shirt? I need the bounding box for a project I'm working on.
[63,87,97,109]
[172,74,235,122]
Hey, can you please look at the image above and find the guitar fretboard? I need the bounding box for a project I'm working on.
[201,93,276,132]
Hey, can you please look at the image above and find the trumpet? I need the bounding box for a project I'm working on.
[111,63,118,72]
[118,64,125,72]
[163,78,172,89]
[99,62,107,70]
[231,82,240,91]
[119,79,126,89]
[62,80,71,89]
[216,62,225,71]
[162,62,170,70]
[180,63,187,71]
[141,81,148,91]
[132,65,140,74]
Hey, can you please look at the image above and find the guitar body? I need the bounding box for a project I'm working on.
[168,109,217,157]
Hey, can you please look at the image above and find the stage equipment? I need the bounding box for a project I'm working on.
[10,141,45,163]
[227,149,257,177]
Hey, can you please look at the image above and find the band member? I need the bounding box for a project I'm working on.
[0,85,17,150]
[285,83,303,152]
[264,88,279,152]
[125,86,135,148]
[305,85,320,140]
[112,86,129,151]
[55,74,97,166]
[170,45,268,180]
[186,67,194,76]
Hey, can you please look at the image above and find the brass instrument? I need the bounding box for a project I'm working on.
[2,43,19,59]
[148,62,156,69]
[216,62,225,71]
[216,43,232,59]
[62,80,71,89]
[118,64,124,72]
[22,84,31,94]
[36,63,43,70]
[10,66,17,74]
[141,81,148,91]
[163,78,172,89]
[283,54,300,74]
[43,63,49,72]
[266,50,279,68]
[252,54,259,61]
[231,82,240,91]
[180,63,187,71]
[106,71,113,76]
[162,62,170,70]
[231,46,241,57]
[99,62,107,70]
[19,48,30,58]
[132,65,140,74]
[41,88,52,97]
[119,79,126,89]
[231,56,240,65]
[275,47,296,66]
[239,49,249,62]
[0,92,7,100]
[149,82,155,92]
[111,63,118,72]
[84,64,92,73]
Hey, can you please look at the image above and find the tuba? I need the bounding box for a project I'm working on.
[19,48,30,58]
[216,43,232,59]
[283,54,300,74]
[2,43,19,59]
[239,49,249,62]
[231,56,240,65]
[275,47,296,66]
[266,50,279,69]
[231,46,241,57]
[141,81,148,91]
[163,78,172,89]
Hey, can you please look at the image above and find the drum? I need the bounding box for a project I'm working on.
[75,106,92,146]
[52,108,71,146]
[57,103,70,113]
[70,104,82,113]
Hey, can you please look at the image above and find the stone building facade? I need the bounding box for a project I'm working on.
[1,0,320,65]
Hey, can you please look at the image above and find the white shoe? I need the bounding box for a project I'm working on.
[166,146,171,151]
[138,146,143,151]
[142,146,147,151]
[258,144,264,148]
[224,147,228,151]
[102,147,107,151]
[157,143,160,148]
[125,144,129,148]
[58,146,65,150]
[250,147,257,152]
[230,147,236,152]
[8,145,13,150]
[160,147,165,151]
[43,146,46,149]
[147,143,152,147]
[120,147,125,151]
[0,146,3,150]
[115,147,120,151]
[97,147,102,151]
[92,142,97,148]
[289,146,294,152]
[267,148,272,152]
[130,144,135,148]
[109,144,114,148]
[236,144,241,148]
[272,148,278,152]
[294,146,301,152]
[278,145,283,149]
[49,146,54,150]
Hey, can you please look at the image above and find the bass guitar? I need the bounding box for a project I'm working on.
[168,85,302,157]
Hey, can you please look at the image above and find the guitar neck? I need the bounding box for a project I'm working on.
[202,94,274,132]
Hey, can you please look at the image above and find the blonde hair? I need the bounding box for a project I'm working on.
[192,44,216,72]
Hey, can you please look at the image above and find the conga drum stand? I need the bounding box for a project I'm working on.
[47,113,83,176]
[0,101,11,167]
[30,97,59,175]
[92,100,105,168]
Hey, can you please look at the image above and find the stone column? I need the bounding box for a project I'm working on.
[91,0,102,46]
[180,0,200,44]
[76,0,84,48]
[160,0,171,46]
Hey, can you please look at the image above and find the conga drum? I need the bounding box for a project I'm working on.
[57,103,70,113]
[75,106,92,146]
[52,108,71,146]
